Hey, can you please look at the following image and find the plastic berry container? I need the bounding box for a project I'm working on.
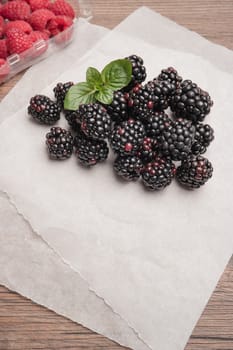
[0,0,92,84]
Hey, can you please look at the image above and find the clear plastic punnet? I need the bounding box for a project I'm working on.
[0,0,92,84]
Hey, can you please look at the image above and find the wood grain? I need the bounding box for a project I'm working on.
[0,1,233,349]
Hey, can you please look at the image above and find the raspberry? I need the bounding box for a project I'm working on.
[0,1,31,21]
[29,30,49,42]
[5,20,33,35]
[0,16,5,37]
[48,0,75,19]
[0,58,10,81]
[29,9,55,31]
[0,39,7,59]
[47,15,73,36]
[6,28,33,55]
[29,0,49,11]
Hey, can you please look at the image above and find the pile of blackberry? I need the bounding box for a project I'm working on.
[28,57,215,190]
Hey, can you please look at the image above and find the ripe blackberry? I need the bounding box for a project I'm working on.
[170,80,213,122]
[137,137,157,164]
[74,132,109,166]
[28,95,60,125]
[110,119,146,156]
[64,109,80,131]
[46,127,74,160]
[53,81,74,109]
[176,155,213,189]
[160,119,195,161]
[191,122,214,155]
[77,103,111,140]
[124,54,147,91]
[113,155,143,181]
[143,111,171,140]
[157,67,182,89]
[105,91,129,123]
[128,81,171,120]
[141,156,176,190]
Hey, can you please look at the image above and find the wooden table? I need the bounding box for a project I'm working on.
[0,1,233,349]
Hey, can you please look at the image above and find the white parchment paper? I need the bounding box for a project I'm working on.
[0,24,233,350]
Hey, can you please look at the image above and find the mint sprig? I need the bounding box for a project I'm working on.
[64,59,132,110]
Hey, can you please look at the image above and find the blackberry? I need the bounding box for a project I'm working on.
[124,54,147,91]
[28,95,60,125]
[113,155,143,181]
[176,155,213,189]
[64,109,80,131]
[137,137,157,164]
[46,127,74,160]
[77,103,111,140]
[74,132,109,166]
[170,80,213,123]
[191,122,214,155]
[160,118,195,161]
[128,81,171,120]
[141,156,176,190]
[143,111,171,141]
[53,81,74,109]
[105,91,129,123]
[110,119,146,156]
[157,67,182,89]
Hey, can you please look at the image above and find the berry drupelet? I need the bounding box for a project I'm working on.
[176,155,213,189]
[170,79,213,123]
[110,118,146,156]
[191,122,214,155]
[141,156,176,190]
[74,131,109,166]
[77,103,112,140]
[160,118,195,161]
[28,95,60,125]
[113,155,143,181]
[53,81,74,109]
[46,127,74,160]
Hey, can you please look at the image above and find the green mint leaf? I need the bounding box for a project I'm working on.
[95,87,114,105]
[86,67,103,88]
[101,59,132,91]
[64,82,96,110]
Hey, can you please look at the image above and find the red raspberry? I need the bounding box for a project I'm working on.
[5,20,33,35]
[0,39,7,59]
[29,30,49,42]
[47,0,75,19]
[0,1,31,21]
[47,15,73,36]
[6,27,33,55]
[0,16,5,38]
[29,9,55,31]
[29,0,49,11]
[0,58,10,82]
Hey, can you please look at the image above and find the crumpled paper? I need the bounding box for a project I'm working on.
[0,11,233,350]
[0,17,150,350]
